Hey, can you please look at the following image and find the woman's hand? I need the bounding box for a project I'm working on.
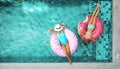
[48,28,54,33]
[48,28,57,34]
[61,22,65,27]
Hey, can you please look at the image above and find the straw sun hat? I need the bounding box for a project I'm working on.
[54,24,63,32]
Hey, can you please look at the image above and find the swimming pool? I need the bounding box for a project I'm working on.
[0,0,112,62]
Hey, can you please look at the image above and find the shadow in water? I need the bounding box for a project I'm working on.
[0,1,14,7]
[0,0,100,7]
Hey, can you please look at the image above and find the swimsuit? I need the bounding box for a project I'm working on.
[86,24,95,35]
[87,24,95,29]
[57,31,67,45]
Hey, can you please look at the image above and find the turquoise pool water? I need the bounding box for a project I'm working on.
[0,0,112,62]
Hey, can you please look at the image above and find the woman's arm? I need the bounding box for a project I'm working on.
[61,22,65,31]
[48,28,54,33]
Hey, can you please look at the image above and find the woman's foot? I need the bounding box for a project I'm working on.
[97,3,101,8]
[69,60,72,65]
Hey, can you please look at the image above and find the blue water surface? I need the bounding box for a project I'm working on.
[0,0,112,62]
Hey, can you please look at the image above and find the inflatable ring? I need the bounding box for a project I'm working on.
[78,16,104,40]
[50,28,78,57]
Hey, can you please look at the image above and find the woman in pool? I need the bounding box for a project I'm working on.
[48,23,72,64]
[80,3,101,44]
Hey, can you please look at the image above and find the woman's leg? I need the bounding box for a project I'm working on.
[89,5,100,42]
[92,6,100,25]
[66,42,71,57]
[89,3,99,24]
[87,4,100,33]
[61,45,72,64]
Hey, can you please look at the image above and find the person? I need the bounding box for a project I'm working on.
[80,3,101,44]
[48,22,72,64]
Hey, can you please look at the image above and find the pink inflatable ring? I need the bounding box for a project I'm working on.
[50,28,78,57]
[78,16,104,40]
